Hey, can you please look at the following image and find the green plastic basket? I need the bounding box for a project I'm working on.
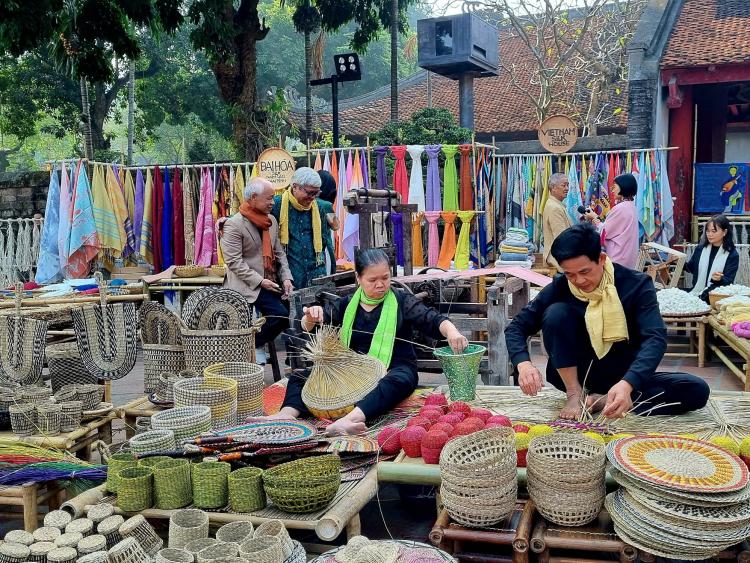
[192,461,231,509]
[228,467,266,513]
[106,453,137,493]
[433,344,486,401]
[117,467,154,512]
[153,459,193,510]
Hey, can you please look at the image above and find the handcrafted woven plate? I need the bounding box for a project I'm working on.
[608,436,749,493]
[627,488,750,525]
[312,540,457,562]
[214,420,318,444]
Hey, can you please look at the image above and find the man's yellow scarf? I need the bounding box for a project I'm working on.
[568,257,629,359]
[279,188,323,265]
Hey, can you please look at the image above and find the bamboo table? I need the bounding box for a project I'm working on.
[661,313,707,367]
[708,315,750,390]
[142,275,224,314]
[118,395,167,439]
[0,481,66,532]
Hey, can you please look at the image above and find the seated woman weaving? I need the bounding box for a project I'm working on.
[262,248,468,436]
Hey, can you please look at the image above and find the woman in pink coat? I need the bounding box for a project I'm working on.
[585,173,639,269]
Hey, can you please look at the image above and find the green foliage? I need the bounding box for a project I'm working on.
[311,130,352,148]
[372,108,473,146]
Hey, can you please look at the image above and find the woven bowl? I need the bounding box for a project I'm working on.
[215,521,255,545]
[129,429,177,455]
[169,509,210,549]
[192,461,231,509]
[208,264,227,277]
[439,427,517,480]
[117,466,154,512]
[156,548,195,563]
[263,455,341,489]
[106,452,138,493]
[238,536,283,563]
[154,458,193,510]
[254,520,293,559]
[183,538,218,555]
[151,405,212,443]
[173,376,238,430]
[264,473,340,514]
[228,467,266,513]
[175,265,206,278]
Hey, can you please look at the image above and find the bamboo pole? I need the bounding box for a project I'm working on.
[315,466,377,541]
[0,294,145,309]
[60,484,106,518]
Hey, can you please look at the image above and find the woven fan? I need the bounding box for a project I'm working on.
[181,287,252,330]
[300,326,385,420]
[0,283,47,384]
[138,301,182,345]
[71,273,137,380]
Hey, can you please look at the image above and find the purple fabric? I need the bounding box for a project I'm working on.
[161,167,174,268]
[424,211,441,266]
[133,169,145,246]
[390,211,404,266]
[425,145,442,211]
[361,148,370,189]
[374,146,389,190]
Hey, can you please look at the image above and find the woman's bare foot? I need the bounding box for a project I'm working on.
[586,394,606,413]
[325,418,368,436]
[560,394,583,420]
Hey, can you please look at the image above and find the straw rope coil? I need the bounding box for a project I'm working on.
[116,466,154,512]
[59,400,83,432]
[151,406,212,443]
[238,536,283,563]
[263,454,341,514]
[139,301,183,346]
[156,548,195,563]
[169,509,210,550]
[46,341,97,392]
[153,458,193,510]
[253,520,293,560]
[106,453,137,493]
[300,326,385,420]
[106,537,151,563]
[97,515,124,549]
[143,344,186,394]
[204,362,264,422]
[119,514,163,555]
[181,288,252,331]
[173,377,238,430]
[129,429,176,455]
[228,466,266,512]
[9,402,35,436]
[36,402,61,435]
[192,461,231,509]
[215,522,254,545]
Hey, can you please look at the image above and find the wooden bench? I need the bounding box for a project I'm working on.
[662,314,707,367]
[0,481,66,532]
[708,315,750,391]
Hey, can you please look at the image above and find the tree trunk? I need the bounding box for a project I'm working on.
[90,82,110,152]
[127,59,135,164]
[305,30,312,144]
[79,77,93,160]
[390,0,399,122]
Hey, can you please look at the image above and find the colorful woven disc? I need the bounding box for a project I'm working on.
[214,420,318,444]
[609,436,749,493]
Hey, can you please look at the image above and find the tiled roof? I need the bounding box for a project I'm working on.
[661,0,750,68]
[289,31,628,138]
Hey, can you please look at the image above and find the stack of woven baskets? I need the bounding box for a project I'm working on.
[173,376,238,430]
[439,427,518,528]
[527,433,606,527]
[139,302,186,395]
[263,455,341,514]
[204,362,264,423]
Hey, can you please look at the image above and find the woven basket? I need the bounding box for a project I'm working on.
[433,344,486,402]
[44,509,72,530]
[169,509,210,549]
[174,376,238,430]
[54,384,78,403]
[154,458,193,510]
[138,455,173,469]
[66,516,93,536]
[0,542,30,563]
[215,522,255,545]
[181,288,252,331]
[151,406,212,443]
[143,344,186,394]
[86,502,114,524]
[107,537,151,563]
[77,534,107,554]
[5,529,33,545]
[254,520,293,560]
[117,466,153,512]
[36,402,61,435]
[46,342,97,392]
[77,551,109,563]
[135,416,151,434]
[119,514,163,556]
[184,538,218,555]
[139,301,183,346]
[97,514,124,549]
[192,461,231,509]
[53,531,82,548]
[19,385,53,404]
[175,265,206,278]
[28,542,56,561]
[156,548,195,563]
[196,542,239,562]
[9,402,36,436]
[76,383,105,410]
[59,400,83,432]
[239,536,283,563]
[263,455,341,513]
[181,328,258,374]
[156,372,183,403]
[46,546,77,562]
[106,453,137,493]
[129,429,176,455]
[204,362,264,422]
[0,392,14,431]
[33,525,62,542]
[208,265,227,278]
[228,467,266,512]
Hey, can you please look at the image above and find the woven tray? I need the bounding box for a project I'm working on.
[214,420,318,445]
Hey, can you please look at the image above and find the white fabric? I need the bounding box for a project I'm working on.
[690,245,729,296]
[407,145,425,212]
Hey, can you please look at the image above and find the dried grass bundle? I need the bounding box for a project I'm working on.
[300,326,385,420]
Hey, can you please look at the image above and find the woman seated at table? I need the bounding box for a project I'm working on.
[261,248,469,435]
[684,214,739,302]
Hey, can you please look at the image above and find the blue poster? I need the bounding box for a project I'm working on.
[694,163,749,214]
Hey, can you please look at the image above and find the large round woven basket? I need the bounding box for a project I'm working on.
[143,344,186,394]
[151,406,212,443]
[45,341,98,392]
[204,362,264,422]
[192,461,231,509]
[168,509,210,549]
[116,466,154,512]
[129,429,176,456]
[263,455,341,514]
[433,344,486,402]
[154,458,193,510]
[181,288,253,330]
[106,452,137,493]
[173,376,238,430]
[181,327,259,373]
[228,467,266,513]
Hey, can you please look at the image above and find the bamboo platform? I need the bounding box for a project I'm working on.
[709,314,750,391]
[662,313,707,367]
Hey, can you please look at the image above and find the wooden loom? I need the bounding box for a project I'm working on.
[636,242,686,289]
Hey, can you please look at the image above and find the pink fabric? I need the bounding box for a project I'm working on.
[194,167,216,266]
[391,145,409,203]
[424,211,441,266]
[733,321,750,339]
[601,200,639,269]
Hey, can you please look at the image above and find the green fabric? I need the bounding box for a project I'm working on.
[340,287,398,369]
[442,145,459,211]
[455,210,476,269]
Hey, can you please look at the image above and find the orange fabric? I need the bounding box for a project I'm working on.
[239,201,275,277]
[459,144,474,210]
[437,212,458,269]
[411,212,425,267]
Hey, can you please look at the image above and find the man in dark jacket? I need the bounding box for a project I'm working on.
[505,223,709,420]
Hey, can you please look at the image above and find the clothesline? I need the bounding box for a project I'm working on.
[46,158,258,171]
[485,146,679,159]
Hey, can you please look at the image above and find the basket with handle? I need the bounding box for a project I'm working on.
[0,282,48,385]
[173,377,238,430]
[180,323,263,373]
[204,362,264,422]
[153,458,193,510]
[139,301,183,346]
[143,344,186,394]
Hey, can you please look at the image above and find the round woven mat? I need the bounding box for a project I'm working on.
[214,420,318,444]
[138,302,182,345]
[608,436,749,493]
[181,288,252,330]
[625,487,750,525]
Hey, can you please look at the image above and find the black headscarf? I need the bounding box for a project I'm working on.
[318,170,337,204]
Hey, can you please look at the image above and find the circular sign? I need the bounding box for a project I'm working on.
[538,115,578,154]
[256,147,296,189]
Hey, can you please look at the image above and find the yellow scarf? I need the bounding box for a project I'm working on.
[280,188,323,263]
[568,257,629,359]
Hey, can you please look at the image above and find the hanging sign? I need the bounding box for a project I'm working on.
[538,115,578,154]
[256,147,296,189]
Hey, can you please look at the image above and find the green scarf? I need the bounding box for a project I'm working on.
[340,287,398,369]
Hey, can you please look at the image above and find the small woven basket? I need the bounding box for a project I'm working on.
[86,502,114,524]
[204,362,264,422]
[46,546,77,562]
[153,458,193,509]
[215,522,255,545]
[44,509,72,530]
[143,344,186,394]
[116,466,154,512]
[175,265,206,278]
[9,402,36,436]
[77,533,107,554]
[151,405,212,443]
[138,455,173,469]
[129,429,177,455]
[254,520,293,559]
[156,548,195,563]
[238,536,283,563]
[5,529,33,545]
[53,384,78,403]
[76,383,104,410]
[33,525,62,542]
[77,551,108,563]
[228,467,266,512]
[53,531,82,548]
[169,509,210,550]
[184,538,218,555]
[106,537,150,563]
[263,455,341,513]
[156,372,183,403]
[66,516,93,536]
[192,461,231,509]
[36,402,62,435]
[173,376,238,429]
[28,541,56,561]
[180,327,258,374]
[119,514,163,555]
[106,452,137,493]
[433,344,486,402]
[59,400,83,432]
[208,264,227,278]
[19,385,53,404]
[196,542,239,562]
[97,514,124,549]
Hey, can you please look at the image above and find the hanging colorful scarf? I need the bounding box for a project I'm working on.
[407,145,425,212]
[161,167,174,268]
[92,165,123,256]
[111,166,134,258]
[411,212,425,267]
[390,212,404,266]
[66,162,100,278]
[57,163,71,274]
[279,189,323,265]
[424,211,441,267]
[182,168,196,264]
[323,150,331,172]
[564,155,583,224]
[340,287,398,369]
[36,168,62,284]
[313,151,322,171]
[607,154,616,208]
[455,211,475,270]
[139,169,154,265]
[391,146,409,203]
[194,167,216,266]
[345,150,354,188]
[172,168,186,266]
[442,145,459,211]
[458,145,473,211]
[124,169,135,226]
[361,148,371,189]
[437,212,458,269]
[374,146,388,189]
[425,145,442,211]
[657,150,675,245]
[152,166,164,271]
[642,151,656,239]
[133,169,145,249]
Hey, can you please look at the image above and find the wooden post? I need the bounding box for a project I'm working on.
[22,483,38,532]
[486,275,526,386]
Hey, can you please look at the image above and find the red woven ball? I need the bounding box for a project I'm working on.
[431,422,454,435]
[486,415,512,427]
[376,426,402,455]
[401,426,428,457]
[470,408,493,423]
[406,416,432,431]
[424,393,448,408]
[449,401,472,415]
[513,424,530,434]
[438,413,464,426]
[452,421,477,437]
[421,430,450,464]
[419,408,442,423]
[463,416,485,430]
[517,449,528,468]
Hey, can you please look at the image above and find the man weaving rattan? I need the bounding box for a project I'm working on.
[505,224,710,421]
[259,248,469,436]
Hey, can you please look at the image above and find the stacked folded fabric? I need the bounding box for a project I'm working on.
[499,228,533,262]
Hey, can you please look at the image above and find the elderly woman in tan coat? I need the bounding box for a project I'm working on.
[221,178,294,361]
